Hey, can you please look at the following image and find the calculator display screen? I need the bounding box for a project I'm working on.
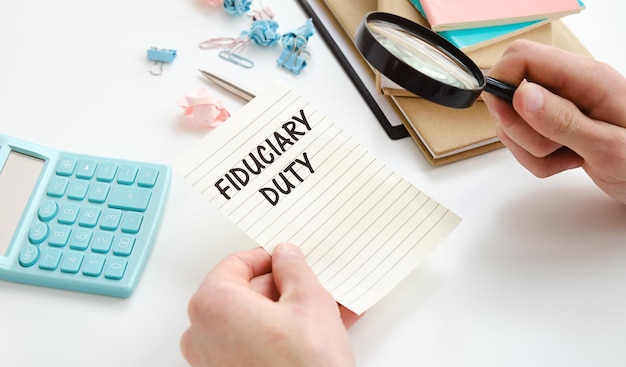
[0,151,45,255]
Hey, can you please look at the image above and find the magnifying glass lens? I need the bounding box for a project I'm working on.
[367,20,480,90]
[355,12,516,108]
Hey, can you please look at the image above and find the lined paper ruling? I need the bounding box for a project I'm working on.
[173,82,461,315]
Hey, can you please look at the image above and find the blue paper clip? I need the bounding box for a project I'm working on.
[219,49,254,69]
[147,47,177,75]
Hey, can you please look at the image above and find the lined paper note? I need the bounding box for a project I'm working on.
[173,82,461,315]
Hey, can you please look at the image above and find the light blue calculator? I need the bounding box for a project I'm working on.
[0,134,171,297]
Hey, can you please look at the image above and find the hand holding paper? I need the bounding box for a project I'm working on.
[174,82,461,314]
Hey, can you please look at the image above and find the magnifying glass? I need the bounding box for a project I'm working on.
[354,12,517,108]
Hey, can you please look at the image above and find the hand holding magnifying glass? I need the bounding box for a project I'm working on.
[354,12,516,108]
[356,12,626,207]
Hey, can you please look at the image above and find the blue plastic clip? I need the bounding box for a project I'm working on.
[147,47,177,75]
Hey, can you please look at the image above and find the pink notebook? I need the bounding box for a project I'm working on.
[419,0,585,31]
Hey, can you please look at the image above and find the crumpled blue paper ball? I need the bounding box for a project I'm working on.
[241,20,280,47]
[223,0,252,16]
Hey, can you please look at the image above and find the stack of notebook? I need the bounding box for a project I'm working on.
[319,0,591,165]
[411,0,584,52]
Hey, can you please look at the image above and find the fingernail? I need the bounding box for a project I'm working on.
[275,242,302,257]
[525,84,544,113]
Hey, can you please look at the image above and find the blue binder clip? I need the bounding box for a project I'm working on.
[277,20,315,75]
[276,35,310,75]
[147,47,177,75]
[276,48,308,74]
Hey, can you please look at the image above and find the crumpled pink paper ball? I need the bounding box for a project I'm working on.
[178,88,230,129]
[204,0,220,7]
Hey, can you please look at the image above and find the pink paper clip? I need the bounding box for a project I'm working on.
[249,6,275,20]
[199,37,254,68]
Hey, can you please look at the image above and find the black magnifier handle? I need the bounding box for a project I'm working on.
[485,76,516,103]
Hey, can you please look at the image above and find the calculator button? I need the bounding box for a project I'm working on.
[48,225,72,247]
[28,222,49,244]
[121,212,143,234]
[39,248,63,270]
[100,209,122,230]
[87,182,110,203]
[60,251,84,274]
[69,228,92,251]
[91,231,113,253]
[96,162,118,182]
[67,180,90,200]
[137,167,159,188]
[108,186,151,212]
[112,235,135,256]
[104,257,128,280]
[58,203,80,224]
[47,176,69,197]
[83,254,106,277]
[19,245,40,267]
[117,164,138,185]
[78,206,101,228]
[76,159,97,179]
[38,200,58,222]
[56,157,77,176]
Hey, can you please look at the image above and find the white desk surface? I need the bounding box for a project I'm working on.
[1,1,625,366]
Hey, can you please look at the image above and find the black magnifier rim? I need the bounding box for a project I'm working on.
[355,12,486,109]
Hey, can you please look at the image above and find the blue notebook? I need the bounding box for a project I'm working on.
[438,19,548,52]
